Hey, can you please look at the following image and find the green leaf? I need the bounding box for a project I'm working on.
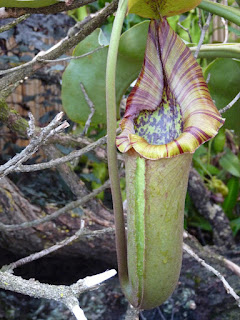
[189,217,212,231]
[61,21,149,125]
[222,177,239,218]
[219,149,240,177]
[230,217,240,236]
[204,58,240,140]
[205,164,220,176]
[0,0,59,8]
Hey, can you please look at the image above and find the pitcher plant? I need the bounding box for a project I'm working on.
[106,0,224,310]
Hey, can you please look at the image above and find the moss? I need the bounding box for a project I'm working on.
[0,98,28,137]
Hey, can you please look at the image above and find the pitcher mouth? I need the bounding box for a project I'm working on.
[116,18,224,160]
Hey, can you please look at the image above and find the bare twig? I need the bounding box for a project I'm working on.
[37,46,104,63]
[194,12,213,59]
[125,304,139,320]
[157,307,167,320]
[27,112,36,138]
[0,268,116,320]
[0,112,69,178]
[0,179,110,231]
[0,14,30,33]
[177,22,193,43]
[219,91,240,114]
[5,221,85,271]
[221,17,229,44]
[80,82,95,136]
[139,312,147,320]
[70,305,87,320]
[183,243,240,307]
[222,0,229,44]
[206,73,211,84]
[197,8,203,30]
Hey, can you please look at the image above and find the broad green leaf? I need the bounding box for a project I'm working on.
[223,177,239,218]
[204,58,240,140]
[219,149,240,177]
[61,21,149,125]
[0,0,59,7]
[128,0,202,19]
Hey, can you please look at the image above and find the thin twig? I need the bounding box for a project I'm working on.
[33,46,104,63]
[198,8,203,30]
[157,307,167,320]
[139,312,147,320]
[183,243,240,307]
[27,112,36,138]
[4,221,85,271]
[0,179,110,231]
[0,14,30,33]
[69,304,87,320]
[222,0,229,44]
[219,91,240,114]
[124,304,139,320]
[221,17,229,44]
[194,12,213,59]
[177,22,193,43]
[206,73,211,84]
[80,83,95,136]
[0,112,69,178]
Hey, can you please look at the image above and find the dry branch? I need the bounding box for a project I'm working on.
[0,0,118,93]
[0,268,117,320]
[0,13,30,32]
[0,112,69,178]
[1,0,96,18]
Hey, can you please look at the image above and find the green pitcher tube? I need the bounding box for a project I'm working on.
[125,150,192,309]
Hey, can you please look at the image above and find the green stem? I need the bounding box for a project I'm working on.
[198,0,240,26]
[190,43,240,59]
[106,0,129,290]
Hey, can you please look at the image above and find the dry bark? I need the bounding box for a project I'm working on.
[0,176,116,263]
